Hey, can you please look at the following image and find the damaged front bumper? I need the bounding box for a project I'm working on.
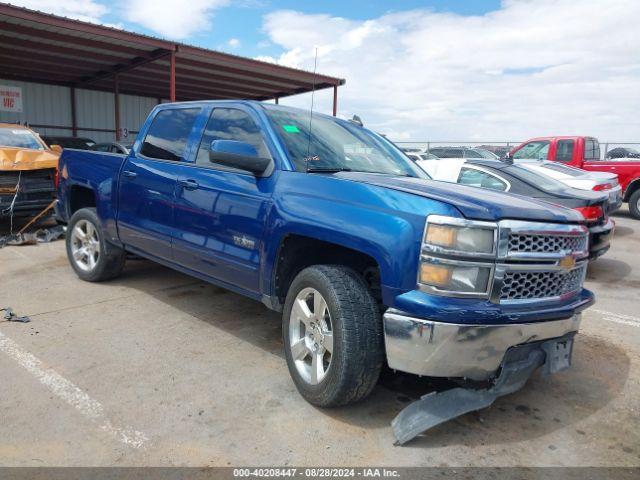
[0,168,57,218]
[383,309,582,444]
[383,309,581,381]
[391,332,576,444]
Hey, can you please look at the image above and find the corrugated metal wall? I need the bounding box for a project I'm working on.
[0,78,159,143]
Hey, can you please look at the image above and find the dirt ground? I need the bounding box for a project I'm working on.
[0,208,638,467]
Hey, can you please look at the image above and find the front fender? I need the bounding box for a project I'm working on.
[261,171,461,302]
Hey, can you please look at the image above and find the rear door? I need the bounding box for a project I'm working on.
[171,105,276,294]
[116,106,202,261]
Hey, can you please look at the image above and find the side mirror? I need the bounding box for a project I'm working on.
[209,140,272,176]
[50,144,62,153]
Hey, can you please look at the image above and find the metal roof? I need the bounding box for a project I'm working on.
[0,3,345,101]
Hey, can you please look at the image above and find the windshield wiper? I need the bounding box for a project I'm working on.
[306,167,353,173]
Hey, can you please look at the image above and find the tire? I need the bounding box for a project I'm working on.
[629,190,640,220]
[282,265,383,407]
[66,207,126,282]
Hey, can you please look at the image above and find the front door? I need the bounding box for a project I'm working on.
[172,106,275,294]
[117,107,202,261]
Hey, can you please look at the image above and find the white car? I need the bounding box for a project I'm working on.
[515,160,622,212]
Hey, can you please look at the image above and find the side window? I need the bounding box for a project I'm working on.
[464,149,482,158]
[196,108,271,167]
[140,108,200,161]
[584,139,601,160]
[556,139,575,162]
[458,167,507,191]
[513,140,550,160]
[445,149,464,158]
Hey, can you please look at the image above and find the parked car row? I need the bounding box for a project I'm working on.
[404,136,640,219]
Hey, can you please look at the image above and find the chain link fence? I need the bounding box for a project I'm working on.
[394,141,640,160]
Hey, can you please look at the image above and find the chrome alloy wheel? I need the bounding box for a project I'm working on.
[289,287,334,385]
[70,219,101,272]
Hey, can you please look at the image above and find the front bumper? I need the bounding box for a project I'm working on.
[588,218,614,259]
[0,169,56,218]
[383,309,581,381]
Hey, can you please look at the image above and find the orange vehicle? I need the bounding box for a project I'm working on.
[0,123,60,218]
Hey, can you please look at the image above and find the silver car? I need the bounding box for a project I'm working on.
[515,160,622,212]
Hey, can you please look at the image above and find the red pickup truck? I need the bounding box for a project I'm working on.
[510,136,640,219]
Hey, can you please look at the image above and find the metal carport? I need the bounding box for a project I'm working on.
[0,3,344,141]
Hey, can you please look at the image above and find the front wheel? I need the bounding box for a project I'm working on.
[282,265,383,407]
[66,207,126,282]
[629,190,640,220]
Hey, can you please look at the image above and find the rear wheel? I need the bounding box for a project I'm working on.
[66,208,126,282]
[282,265,383,407]
[629,190,640,220]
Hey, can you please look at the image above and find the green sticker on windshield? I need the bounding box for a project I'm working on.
[282,125,300,133]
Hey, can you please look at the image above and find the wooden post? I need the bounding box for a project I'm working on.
[332,85,337,116]
[170,50,176,102]
[114,73,120,141]
[70,86,77,137]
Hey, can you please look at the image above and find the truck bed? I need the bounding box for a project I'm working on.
[56,149,127,240]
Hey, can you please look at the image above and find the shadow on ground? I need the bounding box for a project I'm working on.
[100,258,631,448]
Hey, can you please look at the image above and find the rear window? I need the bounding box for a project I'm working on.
[584,138,600,160]
[141,108,201,161]
[0,128,44,150]
[444,148,464,158]
[540,162,584,177]
[556,139,574,162]
[503,165,567,194]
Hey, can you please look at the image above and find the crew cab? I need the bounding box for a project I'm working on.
[56,101,594,443]
[510,136,640,219]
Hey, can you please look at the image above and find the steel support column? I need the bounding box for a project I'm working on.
[332,85,337,116]
[275,97,279,105]
[114,73,120,141]
[170,50,176,102]
[70,86,77,137]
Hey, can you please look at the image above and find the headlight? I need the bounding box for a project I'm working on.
[418,215,497,297]
[419,259,492,294]
[424,221,495,255]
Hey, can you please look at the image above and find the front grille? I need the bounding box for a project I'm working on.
[500,263,586,301]
[0,169,56,204]
[508,233,587,255]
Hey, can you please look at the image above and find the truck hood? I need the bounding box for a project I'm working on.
[0,147,59,171]
[334,172,584,223]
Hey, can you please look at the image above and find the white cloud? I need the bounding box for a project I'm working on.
[121,0,230,39]
[8,0,108,23]
[227,37,240,48]
[262,0,640,142]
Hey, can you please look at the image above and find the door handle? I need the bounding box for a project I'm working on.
[178,179,199,190]
[122,170,137,178]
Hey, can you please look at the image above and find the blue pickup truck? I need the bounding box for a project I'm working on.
[56,101,594,443]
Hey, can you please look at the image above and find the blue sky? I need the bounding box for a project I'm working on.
[100,1,502,58]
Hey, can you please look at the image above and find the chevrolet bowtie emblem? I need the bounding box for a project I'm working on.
[559,255,576,270]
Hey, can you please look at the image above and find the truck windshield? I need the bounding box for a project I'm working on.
[0,128,44,150]
[265,107,428,178]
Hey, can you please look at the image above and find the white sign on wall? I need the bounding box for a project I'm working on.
[0,85,23,112]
